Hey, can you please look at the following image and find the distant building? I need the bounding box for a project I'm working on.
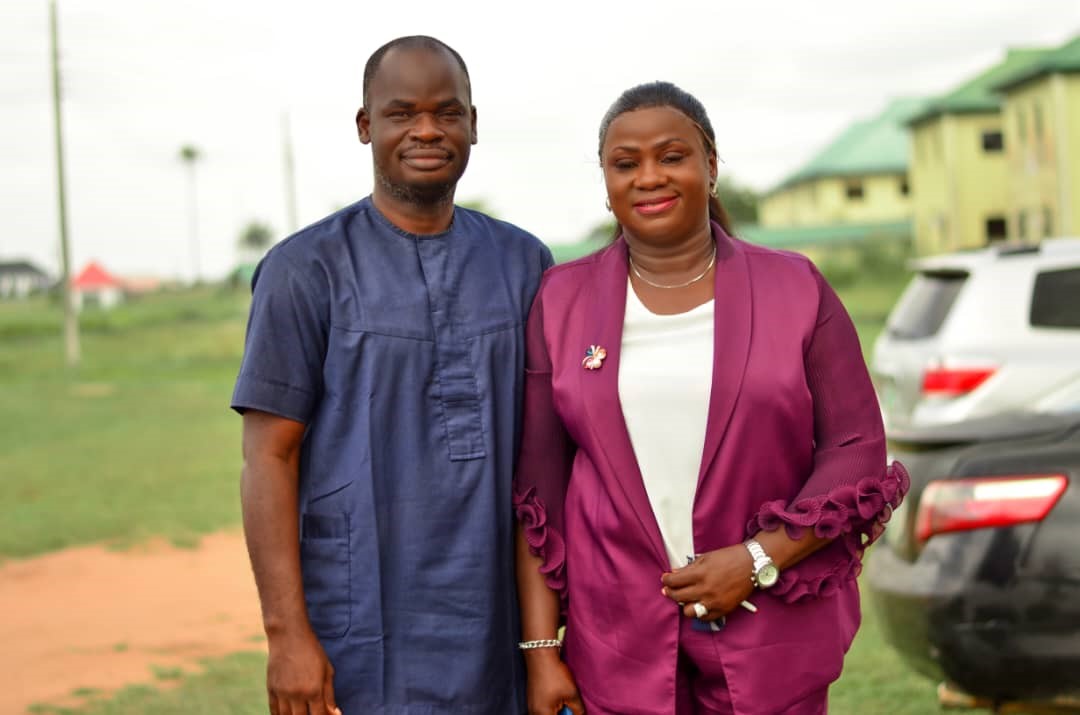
[72,261,123,310]
[754,98,925,251]
[0,260,51,299]
[907,48,1049,255]
[992,35,1080,242]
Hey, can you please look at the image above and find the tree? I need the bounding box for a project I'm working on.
[456,198,496,216]
[714,175,759,226]
[582,218,616,244]
[237,221,275,252]
[179,144,202,283]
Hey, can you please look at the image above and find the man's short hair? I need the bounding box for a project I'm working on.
[362,35,472,107]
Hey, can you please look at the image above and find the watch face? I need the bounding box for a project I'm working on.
[756,563,780,588]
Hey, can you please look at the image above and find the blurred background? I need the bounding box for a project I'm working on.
[2,1,1079,713]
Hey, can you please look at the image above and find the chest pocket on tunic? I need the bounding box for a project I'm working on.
[432,337,487,461]
[300,512,351,638]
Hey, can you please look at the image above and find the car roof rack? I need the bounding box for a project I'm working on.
[995,242,1041,257]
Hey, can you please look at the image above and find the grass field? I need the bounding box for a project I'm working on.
[0,287,249,558]
[4,270,1007,714]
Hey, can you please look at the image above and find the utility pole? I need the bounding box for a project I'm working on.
[49,0,79,367]
[282,111,299,233]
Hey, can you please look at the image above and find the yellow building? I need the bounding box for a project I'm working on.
[907,49,1048,255]
[759,99,924,241]
[993,36,1080,241]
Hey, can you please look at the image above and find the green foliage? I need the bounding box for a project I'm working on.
[236,221,275,251]
[0,288,250,558]
[150,666,184,682]
[714,174,759,226]
[0,286,245,342]
[58,653,267,715]
[581,218,616,244]
[178,145,200,164]
[818,237,913,291]
[456,198,496,216]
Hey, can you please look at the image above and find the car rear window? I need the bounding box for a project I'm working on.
[1030,267,1080,329]
[886,271,968,340]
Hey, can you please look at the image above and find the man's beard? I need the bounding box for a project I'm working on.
[376,170,456,208]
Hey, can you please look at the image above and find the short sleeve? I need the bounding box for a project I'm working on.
[747,263,909,602]
[230,248,329,424]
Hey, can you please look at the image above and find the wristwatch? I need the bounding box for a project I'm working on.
[745,539,780,589]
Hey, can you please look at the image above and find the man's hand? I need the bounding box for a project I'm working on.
[266,627,341,715]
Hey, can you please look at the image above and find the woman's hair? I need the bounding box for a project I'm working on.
[598,81,733,237]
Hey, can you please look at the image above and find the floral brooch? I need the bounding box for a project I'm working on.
[581,345,607,370]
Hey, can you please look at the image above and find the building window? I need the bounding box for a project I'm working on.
[985,216,1008,243]
[845,181,864,200]
[981,130,1004,152]
[1044,207,1054,238]
[1033,102,1044,139]
[1017,108,1027,143]
[1017,210,1027,240]
[899,178,910,196]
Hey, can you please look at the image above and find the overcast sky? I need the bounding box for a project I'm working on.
[2,0,1078,280]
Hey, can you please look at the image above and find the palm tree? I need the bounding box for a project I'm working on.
[179,144,202,283]
[237,220,274,256]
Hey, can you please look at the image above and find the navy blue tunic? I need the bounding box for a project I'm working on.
[232,197,553,713]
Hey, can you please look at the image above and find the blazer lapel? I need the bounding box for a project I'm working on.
[697,225,753,487]
[578,239,669,567]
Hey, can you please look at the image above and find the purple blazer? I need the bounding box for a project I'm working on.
[514,224,908,714]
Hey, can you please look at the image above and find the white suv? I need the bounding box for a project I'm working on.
[872,237,1080,431]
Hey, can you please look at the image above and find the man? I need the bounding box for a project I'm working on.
[232,36,553,714]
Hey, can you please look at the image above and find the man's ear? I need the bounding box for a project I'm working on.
[470,106,478,146]
[356,107,371,144]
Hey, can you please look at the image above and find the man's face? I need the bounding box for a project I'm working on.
[357,46,477,206]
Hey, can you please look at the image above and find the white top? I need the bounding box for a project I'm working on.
[619,281,714,569]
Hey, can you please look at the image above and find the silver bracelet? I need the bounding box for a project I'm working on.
[518,638,562,650]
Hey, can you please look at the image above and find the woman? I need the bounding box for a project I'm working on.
[513,81,908,715]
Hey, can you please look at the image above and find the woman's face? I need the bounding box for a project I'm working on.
[601,106,717,247]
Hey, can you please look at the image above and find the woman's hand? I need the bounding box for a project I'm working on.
[660,544,756,621]
[524,649,585,715]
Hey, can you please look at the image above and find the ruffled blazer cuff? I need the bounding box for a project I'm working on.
[746,461,910,603]
[513,486,568,607]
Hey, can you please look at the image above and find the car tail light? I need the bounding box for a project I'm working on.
[921,366,996,397]
[915,474,1068,544]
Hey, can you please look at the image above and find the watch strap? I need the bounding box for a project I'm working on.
[745,539,772,570]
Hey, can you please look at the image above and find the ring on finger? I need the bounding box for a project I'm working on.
[692,601,708,619]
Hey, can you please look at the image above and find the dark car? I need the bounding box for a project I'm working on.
[866,411,1080,708]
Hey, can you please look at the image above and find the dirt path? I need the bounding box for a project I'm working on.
[0,531,264,714]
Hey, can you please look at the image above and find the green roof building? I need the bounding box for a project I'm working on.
[991,35,1080,240]
[754,98,925,250]
[907,47,1057,254]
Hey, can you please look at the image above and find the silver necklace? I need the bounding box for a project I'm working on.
[628,244,717,289]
